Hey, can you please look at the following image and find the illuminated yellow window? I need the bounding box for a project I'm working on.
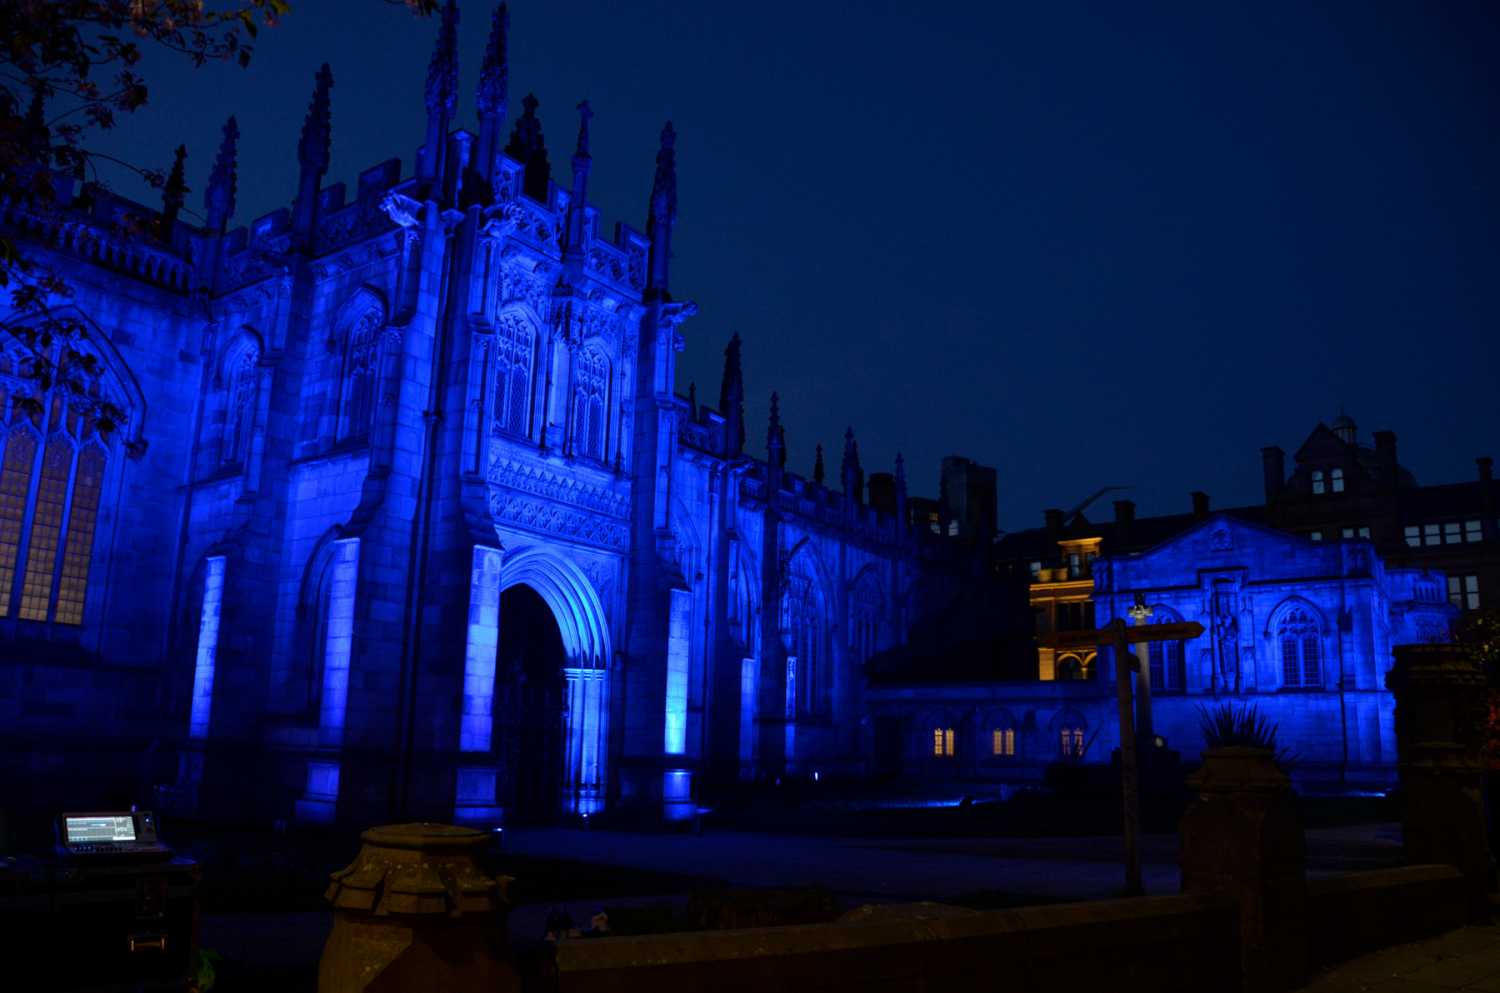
[933,727,955,757]
[18,437,72,621]
[0,427,38,610]
[992,728,1015,757]
[54,445,105,625]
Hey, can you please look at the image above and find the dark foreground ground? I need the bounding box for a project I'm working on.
[172,789,1405,993]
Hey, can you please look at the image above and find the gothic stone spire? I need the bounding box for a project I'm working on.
[564,100,594,259]
[814,444,826,485]
[204,116,238,233]
[421,0,459,184]
[719,332,745,455]
[841,427,864,504]
[474,3,510,187]
[294,64,333,240]
[298,64,333,178]
[160,144,187,236]
[767,392,786,474]
[505,93,552,202]
[645,121,677,301]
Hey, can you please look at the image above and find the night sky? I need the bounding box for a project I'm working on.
[100,1,1499,532]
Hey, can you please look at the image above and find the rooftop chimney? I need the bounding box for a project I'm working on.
[1261,446,1285,504]
[1374,431,1398,492]
[1113,499,1135,550]
[1479,456,1493,486]
[1192,491,1210,520]
[1045,508,1065,536]
[1481,458,1495,542]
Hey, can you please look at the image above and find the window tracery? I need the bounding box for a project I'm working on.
[1277,605,1322,688]
[0,361,115,626]
[339,306,382,442]
[573,346,608,462]
[223,341,259,467]
[493,313,535,438]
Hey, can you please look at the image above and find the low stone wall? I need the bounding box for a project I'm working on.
[534,864,1472,993]
[1305,865,1468,969]
[548,894,1240,993]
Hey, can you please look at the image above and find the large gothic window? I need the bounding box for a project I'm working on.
[0,367,113,626]
[1277,606,1322,688]
[573,346,608,462]
[493,314,534,438]
[222,340,259,467]
[850,569,883,669]
[783,554,828,717]
[338,306,382,442]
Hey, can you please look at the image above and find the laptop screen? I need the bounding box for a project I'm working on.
[64,815,137,844]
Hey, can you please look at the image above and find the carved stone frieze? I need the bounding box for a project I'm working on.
[488,491,629,550]
[488,455,630,520]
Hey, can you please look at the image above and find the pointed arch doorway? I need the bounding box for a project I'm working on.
[498,584,567,824]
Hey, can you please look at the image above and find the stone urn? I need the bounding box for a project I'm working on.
[318,823,516,993]
[1180,747,1307,993]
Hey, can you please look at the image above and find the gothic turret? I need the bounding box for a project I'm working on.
[505,93,551,202]
[204,117,238,233]
[841,427,864,506]
[159,144,187,237]
[420,0,459,185]
[813,444,826,486]
[474,3,510,190]
[293,63,333,242]
[767,393,785,488]
[563,100,593,261]
[645,121,677,302]
[719,332,745,455]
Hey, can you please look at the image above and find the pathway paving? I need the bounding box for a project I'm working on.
[503,823,1403,906]
[1298,926,1500,992]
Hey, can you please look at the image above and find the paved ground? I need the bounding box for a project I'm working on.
[502,822,1404,905]
[1298,926,1500,992]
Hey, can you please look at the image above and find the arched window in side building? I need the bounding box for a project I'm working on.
[338,303,383,443]
[493,313,535,438]
[1148,605,1186,693]
[991,726,1015,757]
[932,726,955,757]
[1276,604,1323,688]
[573,346,608,462]
[0,365,117,626]
[1056,709,1088,760]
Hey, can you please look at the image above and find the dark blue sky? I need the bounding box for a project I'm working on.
[103,1,1499,531]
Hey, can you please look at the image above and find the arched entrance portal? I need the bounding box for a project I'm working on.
[500,584,567,824]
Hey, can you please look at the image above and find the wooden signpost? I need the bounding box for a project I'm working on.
[1040,613,1205,896]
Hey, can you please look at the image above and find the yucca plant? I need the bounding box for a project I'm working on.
[1196,702,1279,751]
[1196,701,1301,771]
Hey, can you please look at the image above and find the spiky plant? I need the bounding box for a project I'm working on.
[1197,701,1280,751]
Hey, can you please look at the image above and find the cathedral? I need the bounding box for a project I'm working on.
[0,3,994,826]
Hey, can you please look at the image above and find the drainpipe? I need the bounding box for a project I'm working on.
[394,207,458,819]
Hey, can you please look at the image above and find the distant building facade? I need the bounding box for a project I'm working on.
[869,516,1455,784]
[0,4,1000,826]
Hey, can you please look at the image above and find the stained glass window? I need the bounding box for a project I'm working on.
[54,445,105,625]
[18,437,72,620]
[0,426,37,609]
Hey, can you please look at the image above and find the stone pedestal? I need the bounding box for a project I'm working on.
[1180,747,1307,993]
[1387,643,1491,922]
[319,823,516,993]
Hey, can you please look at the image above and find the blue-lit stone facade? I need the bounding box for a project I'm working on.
[868,516,1455,784]
[0,4,989,826]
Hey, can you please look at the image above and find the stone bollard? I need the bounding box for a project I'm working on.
[1180,746,1307,993]
[319,823,517,993]
[1387,643,1491,922]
